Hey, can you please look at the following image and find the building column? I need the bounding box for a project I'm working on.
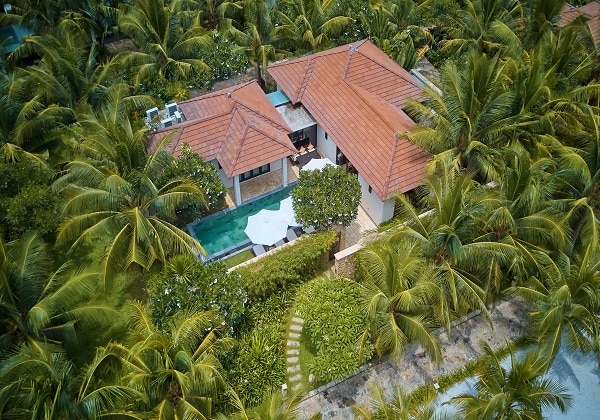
[234,175,242,206]
[282,157,288,187]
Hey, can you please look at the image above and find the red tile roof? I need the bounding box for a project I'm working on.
[150,81,296,178]
[268,40,430,200]
[559,1,600,51]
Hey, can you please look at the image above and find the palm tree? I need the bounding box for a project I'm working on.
[9,19,123,113]
[406,50,525,182]
[0,70,74,163]
[508,245,600,362]
[222,388,302,420]
[229,0,286,90]
[353,383,436,420]
[54,112,207,283]
[0,233,120,357]
[391,165,503,312]
[354,239,442,361]
[440,0,522,57]
[119,302,233,419]
[118,0,212,82]
[0,344,143,418]
[449,343,572,419]
[273,0,354,52]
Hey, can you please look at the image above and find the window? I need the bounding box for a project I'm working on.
[240,163,270,182]
[325,132,328,139]
[368,185,372,193]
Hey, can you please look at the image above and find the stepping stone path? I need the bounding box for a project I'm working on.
[285,316,305,391]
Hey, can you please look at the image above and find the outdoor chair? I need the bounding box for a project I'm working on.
[252,244,266,256]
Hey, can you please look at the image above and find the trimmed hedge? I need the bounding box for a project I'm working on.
[234,230,338,301]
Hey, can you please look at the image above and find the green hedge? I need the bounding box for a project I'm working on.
[234,230,338,301]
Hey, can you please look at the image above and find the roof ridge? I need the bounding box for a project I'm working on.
[383,134,401,200]
[293,58,316,103]
[235,102,291,133]
[346,82,403,133]
[219,107,246,177]
[356,44,420,89]
[179,80,255,104]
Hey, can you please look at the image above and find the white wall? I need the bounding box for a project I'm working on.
[316,125,337,162]
[358,174,395,225]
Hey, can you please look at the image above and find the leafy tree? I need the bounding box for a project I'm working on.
[449,343,572,419]
[354,240,441,361]
[0,233,121,357]
[291,165,361,229]
[0,155,61,241]
[159,142,227,220]
[118,0,212,82]
[148,254,246,334]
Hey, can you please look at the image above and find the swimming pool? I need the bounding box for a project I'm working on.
[188,185,296,259]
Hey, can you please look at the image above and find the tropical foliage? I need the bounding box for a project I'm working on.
[1,0,600,416]
[291,165,361,229]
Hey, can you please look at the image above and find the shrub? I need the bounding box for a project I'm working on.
[225,325,286,408]
[234,230,338,301]
[295,277,372,385]
[147,255,247,334]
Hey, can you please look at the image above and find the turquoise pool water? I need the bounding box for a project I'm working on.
[190,185,295,258]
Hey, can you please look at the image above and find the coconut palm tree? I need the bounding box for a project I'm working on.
[406,50,526,182]
[449,343,572,419]
[0,344,144,418]
[354,240,442,361]
[9,18,123,113]
[119,302,233,419]
[273,0,354,52]
[229,0,287,90]
[508,245,600,362]
[440,0,522,56]
[353,383,436,420]
[0,233,120,357]
[0,70,74,163]
[54,112,207,283]
[118,0,212,82]
[222,388,302,419]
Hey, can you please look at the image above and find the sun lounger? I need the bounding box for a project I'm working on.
[274,239,285,247]
[252,244,266,256]
[286,230,298,242]
[304,226,315,234]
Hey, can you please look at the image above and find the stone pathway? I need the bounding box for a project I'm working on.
[296,298,530,419]
[286,315,305,392]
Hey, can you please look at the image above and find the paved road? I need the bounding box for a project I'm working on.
[296,298,530,419]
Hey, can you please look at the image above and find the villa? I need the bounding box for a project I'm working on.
[558,1,600,52]
[151,39,430,225]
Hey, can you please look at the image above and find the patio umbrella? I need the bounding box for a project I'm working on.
[279,196,302,227]
[244,209,289,246]
[300,157,337,171]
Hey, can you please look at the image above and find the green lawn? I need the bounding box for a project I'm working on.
[222,249,254,269]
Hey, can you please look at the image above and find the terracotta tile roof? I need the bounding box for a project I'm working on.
[559,1,600,51]
[268,40,430,200]
[150,81,296,178]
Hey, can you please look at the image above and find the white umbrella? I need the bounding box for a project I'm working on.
[300,157,337,171]
[244,209,289,246]
[279,196,302,227]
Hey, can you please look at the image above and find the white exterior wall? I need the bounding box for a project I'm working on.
[358,174,395,225]
[316,125,337,162]
[212,158,283,189]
